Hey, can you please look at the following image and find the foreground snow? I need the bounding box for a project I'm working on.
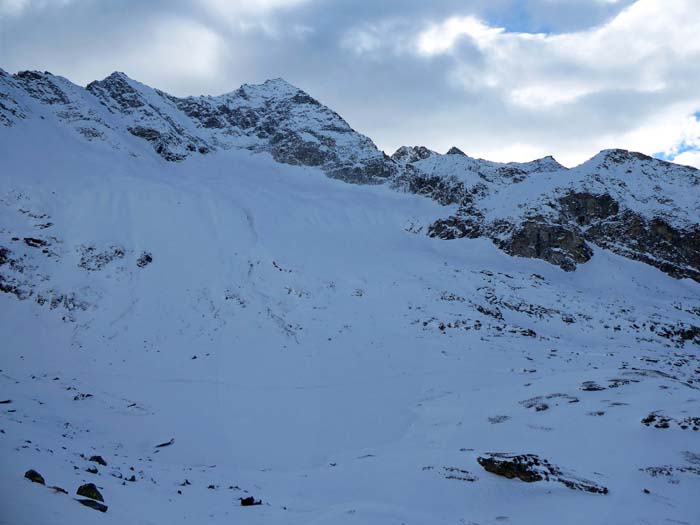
[1,120,699,524]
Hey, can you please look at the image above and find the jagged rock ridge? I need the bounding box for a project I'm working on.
[1,70,396,183]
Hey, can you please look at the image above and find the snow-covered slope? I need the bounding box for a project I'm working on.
[1,70,699,525]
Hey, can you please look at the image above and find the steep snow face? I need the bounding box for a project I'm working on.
[1,110,700,525]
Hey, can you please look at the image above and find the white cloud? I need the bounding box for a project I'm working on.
[0,0,28,16]
[200,0,310,27]
[127,19,224,80]
[403,0,700,164]
[56,17,226,91]
[673,150,700,168]
[415,0,700,109]
[0,0,72,18]
[417,16,504,55]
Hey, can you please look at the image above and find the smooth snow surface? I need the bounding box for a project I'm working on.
[1,115,699,525]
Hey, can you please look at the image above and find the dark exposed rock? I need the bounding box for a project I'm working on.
[24,469,45,484]
[428,215,482,240]
[50,485,68,494]
[446,146,466,155]
[128,126,190,162]
[477,453,608,494]
[657,324,700,345]
[136,251,153,268]
[240,496,262,506]
[640,464,700,481]
[87,72,143,109]
[585,212,700,282]
[581,381,606,392]
[76,482,104,501]
[443,467,478,482]
[73,392,93,401]
[155,438,174,448]
[89,455,107,466]
[14,71,70,105]
[559,192,619,226]
[78,245,125,271]
[391,145,438,164]
[23,237,48,248]
[520,393,578,411]
[642,412,699,431]
[498,218,593,272]
[76,498,108,512]
[478,454,543,482]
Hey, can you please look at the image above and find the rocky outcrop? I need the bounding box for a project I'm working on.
[584,212,700,281]
[410,150,700,281]
[76,482,104,502]
[497,218,593,272]
[446,146,466,156]
[24,469,45,484]
[477,453,608,494]
[391,145,438,164]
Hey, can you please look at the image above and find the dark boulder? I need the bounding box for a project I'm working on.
[24,469,45,484]
[477,454,543,482]
[136,252,153,268]
[89,455,107,466]
[240,496,262,506]
[76,482,103,502]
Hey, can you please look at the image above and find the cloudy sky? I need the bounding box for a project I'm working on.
[1,0,699,167]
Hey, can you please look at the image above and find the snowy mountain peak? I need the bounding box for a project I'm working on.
[260,77,301,91]
[391,145,438,164]
[233,77,306,101]
[446,146,466,155]
[581,147,699,178]
[97,70,134,84]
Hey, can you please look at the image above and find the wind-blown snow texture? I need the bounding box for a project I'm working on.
[1,70,699,525]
